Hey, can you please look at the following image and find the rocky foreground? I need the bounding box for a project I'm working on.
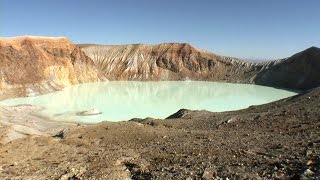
[0,86,319,179]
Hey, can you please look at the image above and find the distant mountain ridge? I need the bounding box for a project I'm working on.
[80,43,320,90]
[80,43,255,81]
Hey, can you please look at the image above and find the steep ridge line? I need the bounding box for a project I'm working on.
[80,43,320,90]
[80,43,255,82]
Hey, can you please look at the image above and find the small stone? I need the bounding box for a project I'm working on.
[202,167,217,179]
[306,160,315,166]
[135,122,144,127]
[52,129,65,139]
[306,150,313,156]
[303,169,314,176]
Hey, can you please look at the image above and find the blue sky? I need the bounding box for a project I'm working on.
[1,0,319,59]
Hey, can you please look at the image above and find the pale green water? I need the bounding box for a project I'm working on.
[0,81,297,123]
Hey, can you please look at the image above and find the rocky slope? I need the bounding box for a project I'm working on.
[0,36,103,99]
[80,44,320,90]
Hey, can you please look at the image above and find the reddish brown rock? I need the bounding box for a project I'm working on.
[0,36,104,99]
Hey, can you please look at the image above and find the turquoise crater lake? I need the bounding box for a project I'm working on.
[0,81,297,123]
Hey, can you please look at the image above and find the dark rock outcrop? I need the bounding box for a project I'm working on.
[166,109,191,119]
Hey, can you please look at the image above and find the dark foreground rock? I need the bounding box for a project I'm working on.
[0,87,319,179]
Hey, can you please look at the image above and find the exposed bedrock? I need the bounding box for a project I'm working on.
[0,36,105,99]
[81,44,320,90]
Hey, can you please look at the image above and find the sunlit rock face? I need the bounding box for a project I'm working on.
[80,44,320,90]
[80,43,257,82]
[0,36,103,99]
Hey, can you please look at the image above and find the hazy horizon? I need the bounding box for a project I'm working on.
[1,0,319,60]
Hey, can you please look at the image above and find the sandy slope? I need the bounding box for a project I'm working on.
[0,105,75,144]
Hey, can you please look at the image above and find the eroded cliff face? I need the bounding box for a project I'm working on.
[81,44,320,90]
[0,36,102,99]
[80,43,257,82]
